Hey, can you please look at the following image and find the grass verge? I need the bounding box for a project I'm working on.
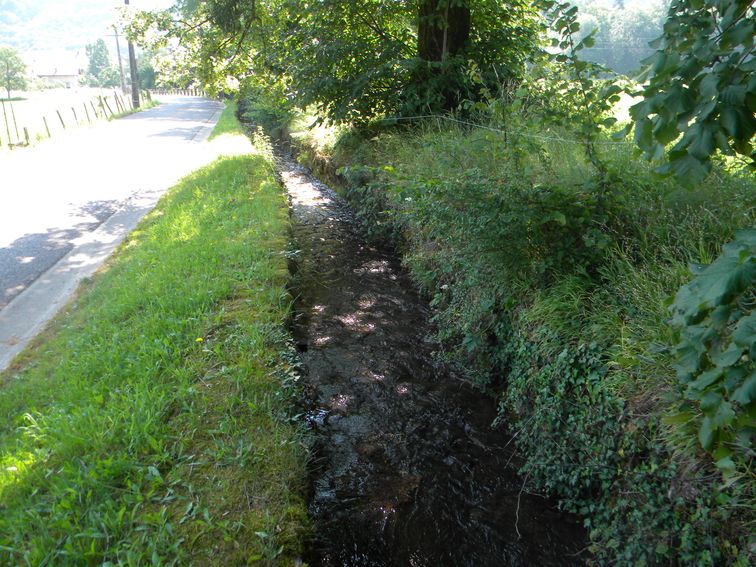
[208,100,243,139]
[0,103,310,565]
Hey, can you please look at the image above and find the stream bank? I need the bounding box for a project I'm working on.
[279,151,587,566]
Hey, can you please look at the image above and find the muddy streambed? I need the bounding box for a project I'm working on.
[280,153,586,566]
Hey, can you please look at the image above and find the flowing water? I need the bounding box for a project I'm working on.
[281,153,586,566]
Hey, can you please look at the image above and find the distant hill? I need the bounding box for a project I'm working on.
[0,0,173,59]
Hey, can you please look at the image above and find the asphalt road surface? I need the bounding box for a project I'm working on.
[0,95,227,371]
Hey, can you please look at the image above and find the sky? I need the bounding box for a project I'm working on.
[0,0,175,70]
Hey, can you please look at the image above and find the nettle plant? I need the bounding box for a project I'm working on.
[669,229,755,472]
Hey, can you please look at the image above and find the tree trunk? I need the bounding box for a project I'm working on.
[417,0,471,62]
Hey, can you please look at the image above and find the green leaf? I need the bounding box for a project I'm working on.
[698,74,719,99]
[711,343,744,367]
[731,312,756,348]
[699,417,715,450]
[653,119,679,145]
[687,123,715,160]
[720,85,747,106]
[612,123,633,141]
[720,105,741,138]
[688,367,723,391]
[634,118,654,151]
[713,401,735,428]
[665,154,710,185]
[732,372,756,405]
[715,455,736,471]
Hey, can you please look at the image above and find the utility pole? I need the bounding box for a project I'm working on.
[125,0,140,108]
[111,25,126,93]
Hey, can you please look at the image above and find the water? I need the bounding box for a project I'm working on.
[281,153,586,566]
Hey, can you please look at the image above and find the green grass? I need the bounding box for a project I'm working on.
[209,100,244,139]
[0,106,309,564]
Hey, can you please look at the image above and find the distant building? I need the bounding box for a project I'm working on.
[36,68,81,88]
[28,50,85,88]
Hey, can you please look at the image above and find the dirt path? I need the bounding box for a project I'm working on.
[281,153,587,566]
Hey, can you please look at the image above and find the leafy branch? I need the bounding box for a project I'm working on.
[629,0,755,186]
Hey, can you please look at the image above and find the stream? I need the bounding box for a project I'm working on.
[281,153,587,566]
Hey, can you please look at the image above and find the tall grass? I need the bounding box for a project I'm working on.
[0,104,309,565]
[276,103,755,564]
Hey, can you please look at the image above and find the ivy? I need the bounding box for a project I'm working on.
[669,228,756,470]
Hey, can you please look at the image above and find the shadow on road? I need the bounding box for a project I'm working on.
[0,199,119,307]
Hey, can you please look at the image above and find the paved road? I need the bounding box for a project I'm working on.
[0,96,226,371]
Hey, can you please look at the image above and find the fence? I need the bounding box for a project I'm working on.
[0,90,152,150]
[149,88,206,97]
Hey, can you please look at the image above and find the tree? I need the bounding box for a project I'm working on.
[417,0,471,62]
[630,0,755,184]
[85,39,111,79]
[138,55,156,90]
[0,47,27,99]
[127,0,541,123]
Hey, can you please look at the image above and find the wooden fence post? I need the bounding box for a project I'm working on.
[71,107,79,125]
[1,100,11,144]
[10,102,19,140]
[57,109,66,129]
[23,127,29,145]
[103,98,114,117]
[90,101,99,119]
[83,103,91,123]
[43,116,51,138]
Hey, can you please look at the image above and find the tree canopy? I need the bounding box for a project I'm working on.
[86,38,110,77]
[128,0,542,123]
[0,46,27,99]
[84,38,122,88]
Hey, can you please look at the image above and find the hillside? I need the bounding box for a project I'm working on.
[0,0,171,64]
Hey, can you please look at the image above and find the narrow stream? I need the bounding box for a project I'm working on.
[281,153,586,566]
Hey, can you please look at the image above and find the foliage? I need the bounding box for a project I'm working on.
[0,46,27,99]
[265,92,756,561]
[138,54,156,90]
[86,38,110,77]
[508,1,624,176]
[83,39,122,88]
[630,0,756,185]
[125,2,252,92]
[238,83,299,140]
[0,113,310,563]
[668,228,755,470]
[572,0,668,75]
[128,0,542,123]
